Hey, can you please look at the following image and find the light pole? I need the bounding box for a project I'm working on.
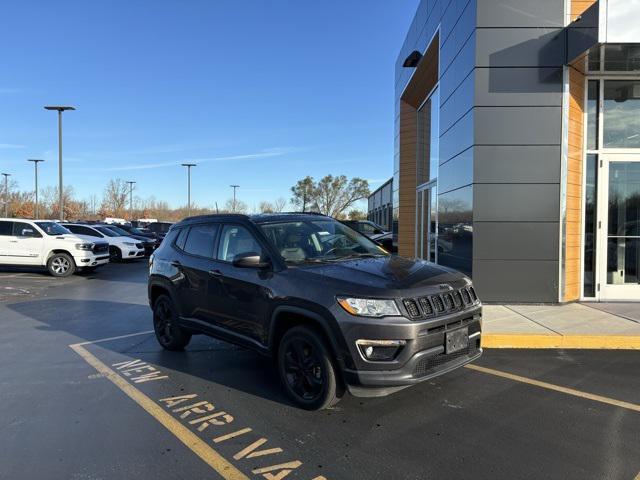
[230,184,240,212]
[1,173,11,217]
[27,159,44,219]
[44,105,75,221]
[182,164,196,217]
[126,181,136,221]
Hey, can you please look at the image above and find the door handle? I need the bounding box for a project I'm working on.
[208,269,223,277]
[170,260,182,268]
[9,240,18,243]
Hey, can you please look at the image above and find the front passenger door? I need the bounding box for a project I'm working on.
[211,224,273,344]
[10,222,44,265]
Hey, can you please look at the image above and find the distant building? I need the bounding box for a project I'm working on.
[367,178,393,231]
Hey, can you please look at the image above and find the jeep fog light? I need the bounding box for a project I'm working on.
[356,339,406,361]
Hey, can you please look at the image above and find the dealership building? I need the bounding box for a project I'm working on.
[392,0,640,303]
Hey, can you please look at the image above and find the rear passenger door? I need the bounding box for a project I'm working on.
[172,222,222,323]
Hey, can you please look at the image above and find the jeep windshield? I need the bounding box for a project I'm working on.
[260,219,388,264]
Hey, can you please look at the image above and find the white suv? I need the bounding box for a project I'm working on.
[62,224,145,261]
[0,218,110,277]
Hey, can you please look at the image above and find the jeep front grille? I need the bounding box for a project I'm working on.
[402,286,479,320]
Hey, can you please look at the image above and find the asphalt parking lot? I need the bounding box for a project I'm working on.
[0,261,638,480]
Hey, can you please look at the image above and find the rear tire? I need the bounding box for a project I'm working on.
[277,326,341,410]
[47,253,76,277]
[110,246,123,262]
[153,294,191,351]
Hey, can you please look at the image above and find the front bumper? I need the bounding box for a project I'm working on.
[73,253,110,267]
[334,304,482,395]
[122,248,145,259]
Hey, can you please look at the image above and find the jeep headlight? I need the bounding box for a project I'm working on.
[337,297,400,317]
[75,243,94,251]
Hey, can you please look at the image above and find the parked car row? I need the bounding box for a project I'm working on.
[0,218,159,277]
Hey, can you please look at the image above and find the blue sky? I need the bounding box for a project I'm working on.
[0,0,419,210]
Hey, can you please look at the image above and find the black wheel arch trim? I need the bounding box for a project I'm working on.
[268,305,354,370]
[148,276,185,317]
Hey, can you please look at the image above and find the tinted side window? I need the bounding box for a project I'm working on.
[174,228,188,250]
[218,225,263,262]
[13,222,41,237]
[0,221,13,236]
[183,224,219,258]
[162,228,180,247]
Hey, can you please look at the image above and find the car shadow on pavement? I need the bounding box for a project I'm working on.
[6,298,296,408]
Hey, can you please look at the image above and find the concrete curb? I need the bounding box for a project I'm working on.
[482,334,640,349]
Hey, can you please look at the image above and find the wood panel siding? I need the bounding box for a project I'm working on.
[571,0,597,20]
[564,60,586,301]
[397,35,439,258]
[398,100,418,257]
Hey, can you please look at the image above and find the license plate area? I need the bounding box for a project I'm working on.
[445,327,469,354]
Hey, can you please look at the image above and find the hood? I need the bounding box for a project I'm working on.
[74,234,108,245]
[297,255,469,295]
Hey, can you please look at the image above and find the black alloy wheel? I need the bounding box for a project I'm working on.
[153,294,191,351]
[278,326,340,410]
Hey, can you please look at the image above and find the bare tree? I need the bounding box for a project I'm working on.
[273,197,287,212]
[259,201,274,213]
[101,179,129,218]
[290,176,315,212]
[223,198,248,213]
[291,175,369,218]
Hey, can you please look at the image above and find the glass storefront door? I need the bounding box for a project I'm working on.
[416,185,437,262]
[598,154,640,300]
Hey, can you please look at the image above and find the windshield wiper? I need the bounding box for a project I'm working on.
[336,253,384,260]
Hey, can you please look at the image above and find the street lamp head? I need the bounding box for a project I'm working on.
[181,163,196,167]
[1,173,11,177]
[28,159,45,163]
[44,106,76,112]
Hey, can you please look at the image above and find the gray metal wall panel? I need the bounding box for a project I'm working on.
[439,109,474,163]
[474,106,562,145]
[473,183,560,222]
[473,259,559,302]
[439,148,473,194]
[440,0,477,72]
[475,28,566,67]
[440,33,476,102]
[473,145,561,183]
[476,0,564,28]
[473,222,559,260]
[440,72,474,134]
[474,67,563,106]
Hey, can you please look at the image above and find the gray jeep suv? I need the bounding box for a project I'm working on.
[148,213,482,410]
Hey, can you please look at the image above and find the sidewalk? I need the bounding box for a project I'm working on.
[481,302,640,349]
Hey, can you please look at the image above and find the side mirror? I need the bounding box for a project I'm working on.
[21,228,37,237]
[232,252,270,269]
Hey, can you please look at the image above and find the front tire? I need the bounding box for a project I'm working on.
[47,253,76,277]
[277,326,341,410]
[153,294,191,351]
[110,246,123,262]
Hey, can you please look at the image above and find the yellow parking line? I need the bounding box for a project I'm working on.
[465,364,640,413]
[70,342,249,480]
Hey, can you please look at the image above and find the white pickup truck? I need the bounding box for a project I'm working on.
[0,218,110,277]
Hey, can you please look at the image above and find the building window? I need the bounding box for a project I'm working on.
[603,44,640,72]
[587,80,599,150]
[603,80,640,148]
[583,154,598,297]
